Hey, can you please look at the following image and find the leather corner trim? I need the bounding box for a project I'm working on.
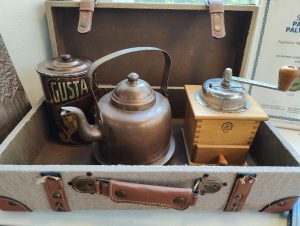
[44,176,70,212]
[224,174,256,212]
[260,197,299,213]
[0,196,31,211]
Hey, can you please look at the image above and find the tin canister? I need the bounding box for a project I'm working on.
[36,54,93,145]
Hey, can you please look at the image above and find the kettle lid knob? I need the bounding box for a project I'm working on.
[127,72,139,82]
[60,54,72,61]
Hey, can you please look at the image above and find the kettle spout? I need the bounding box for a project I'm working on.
[60,106,102,142]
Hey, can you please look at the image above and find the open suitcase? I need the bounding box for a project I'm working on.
[0,0,299,212]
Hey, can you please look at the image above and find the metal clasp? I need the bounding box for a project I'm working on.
[71,176,109,194]
[193,175,225,195]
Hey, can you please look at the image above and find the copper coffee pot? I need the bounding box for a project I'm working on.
[60,47,175,165]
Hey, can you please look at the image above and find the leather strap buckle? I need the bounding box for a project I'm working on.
[205,0,226,39]
[72,177,110,195]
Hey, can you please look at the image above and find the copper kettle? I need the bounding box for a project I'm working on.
[61,47,175,165]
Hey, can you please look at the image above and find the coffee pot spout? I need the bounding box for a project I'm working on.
[60,106,102,142]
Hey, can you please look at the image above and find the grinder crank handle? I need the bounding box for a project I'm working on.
[229,66,300,91]
[278,66,300,91]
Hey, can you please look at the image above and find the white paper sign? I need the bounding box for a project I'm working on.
[249,0,300,130]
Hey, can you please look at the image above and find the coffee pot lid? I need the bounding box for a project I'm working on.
[36,54,91,76]
[199,68,248,112]
[111,72,156,111]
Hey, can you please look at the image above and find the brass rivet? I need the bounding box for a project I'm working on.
[234,194,243,200]
[214,14,221,20]
[55,202,63,208]
[230,203,239,211]
[80,21,88,28]
[173,197,185,205]
[53,193,62,199]
[8,201,16,206]
[277,201,286,207]
[115,190,126,198]
[214,25,221,32]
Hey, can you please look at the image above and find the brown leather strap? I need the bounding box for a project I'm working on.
[77,0,95,34]
[206,0,226,39]
[108,180,197,210]
[260,197,299,213]
[0,196,31,211]
[224,174,256,212]
[44,176,70,212]
[71,177,197,210]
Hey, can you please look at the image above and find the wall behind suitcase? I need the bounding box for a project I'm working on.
[0,0,51,106]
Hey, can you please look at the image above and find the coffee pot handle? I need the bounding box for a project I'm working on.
[87,47,172,106]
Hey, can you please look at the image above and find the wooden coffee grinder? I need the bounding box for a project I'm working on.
[183,66,300,166]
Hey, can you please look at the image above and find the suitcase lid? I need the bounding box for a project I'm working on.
[46,0,258,88]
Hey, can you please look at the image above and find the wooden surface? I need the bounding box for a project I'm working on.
[194,119,260,145]
[47,0,259,10]
[0,34,31,143]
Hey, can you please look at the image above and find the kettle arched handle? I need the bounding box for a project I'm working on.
[87,47,172,108]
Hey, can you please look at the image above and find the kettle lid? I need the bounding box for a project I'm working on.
[36,54,91,76]
[111,72,156,111]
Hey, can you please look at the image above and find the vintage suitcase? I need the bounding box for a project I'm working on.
[0,0,299,212]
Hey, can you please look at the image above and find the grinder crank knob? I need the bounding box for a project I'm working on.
[218,154,229,166]
[278,66,300,91]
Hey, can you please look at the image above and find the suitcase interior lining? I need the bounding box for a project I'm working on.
[0,100,299,167]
